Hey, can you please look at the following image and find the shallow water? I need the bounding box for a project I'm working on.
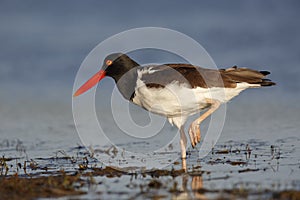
[1,136,299,199]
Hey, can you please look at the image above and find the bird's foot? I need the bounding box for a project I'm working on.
[188,122,201,148]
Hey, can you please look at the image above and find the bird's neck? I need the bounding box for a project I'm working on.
[113,67,138,101]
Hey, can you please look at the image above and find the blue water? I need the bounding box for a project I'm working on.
[0,0,299,195]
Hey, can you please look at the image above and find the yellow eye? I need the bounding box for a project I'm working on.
[106,59,113,66]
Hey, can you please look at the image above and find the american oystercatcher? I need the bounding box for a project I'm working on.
[74,53,275,159]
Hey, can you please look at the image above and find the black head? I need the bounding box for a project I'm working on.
[73,53,139,98]
[102,53,139,81]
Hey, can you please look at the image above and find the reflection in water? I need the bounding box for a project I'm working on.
[173,160,206,199]
[173,173,206,200]
[191,176,205,200]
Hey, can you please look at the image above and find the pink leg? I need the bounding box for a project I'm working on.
[182,157,187,172]
[188,99,221,148]
[180,126,187,159]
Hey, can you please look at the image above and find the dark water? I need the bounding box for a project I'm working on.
[0,0,300,198]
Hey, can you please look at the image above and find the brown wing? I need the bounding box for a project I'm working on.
[141,64,237,88]
[141,64,275,88]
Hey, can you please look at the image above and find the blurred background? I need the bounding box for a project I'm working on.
[0,0,299,155]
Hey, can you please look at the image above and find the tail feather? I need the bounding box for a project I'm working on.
[222,66,276,87]
[260,80,276,86]
[261,78,276,86]
[259,71,270,76]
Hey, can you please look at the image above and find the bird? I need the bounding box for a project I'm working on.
[73,53,275,159]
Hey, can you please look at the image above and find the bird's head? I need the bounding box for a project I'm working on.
[73,53,138,97]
